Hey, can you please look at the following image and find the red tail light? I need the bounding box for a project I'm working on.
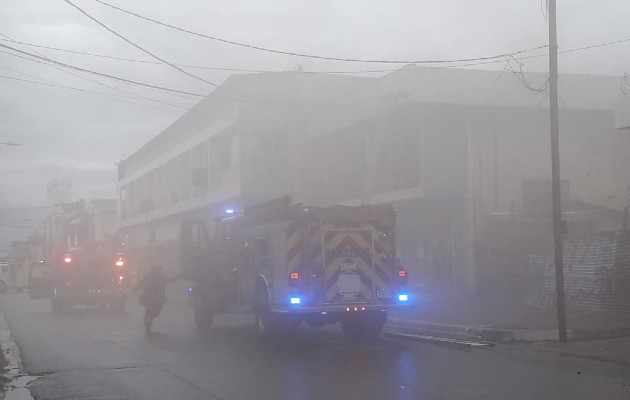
[115,253,125,267]
[63,254,73,264]
[398,269,407,278]
[289,272,299,286]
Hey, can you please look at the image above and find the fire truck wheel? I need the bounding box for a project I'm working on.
[0,281,7,294]
[51,298,71,314]
[194,305,214,332]
[253,286,272,336]
[341,311,387,340]
[253,282,300,338]
[109,298,126,314]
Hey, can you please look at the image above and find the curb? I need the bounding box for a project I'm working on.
[0,311,23,382]
[0,310,36,399]
[384,331,495,349]
[388,315,630,343]
[387,317,573,343]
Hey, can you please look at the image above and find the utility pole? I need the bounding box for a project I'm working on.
[549,0,568,342]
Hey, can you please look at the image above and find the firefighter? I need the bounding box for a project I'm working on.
[135,264,169,333]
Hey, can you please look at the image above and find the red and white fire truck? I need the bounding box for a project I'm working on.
[181,196,412,339]
[28,200,130,313]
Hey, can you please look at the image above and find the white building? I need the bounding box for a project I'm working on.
[118,67,629,293]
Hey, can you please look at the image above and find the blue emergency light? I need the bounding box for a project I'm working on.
[398,293,409,302]
[290,296,301,305]
[225,208,235,215]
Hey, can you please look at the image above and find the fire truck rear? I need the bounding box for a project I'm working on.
[28,200,130,313]
[181,196,412,339]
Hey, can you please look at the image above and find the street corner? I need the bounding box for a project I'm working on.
[530,336,630,366]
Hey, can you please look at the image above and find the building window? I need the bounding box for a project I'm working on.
[258,130,288,154]
[119,187,128,219]
[210,133,232,173]
[165,158,178,205]
[178,151,192,202]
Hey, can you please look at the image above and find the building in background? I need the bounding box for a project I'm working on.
[47,179,72,206]
[117,67,629,295]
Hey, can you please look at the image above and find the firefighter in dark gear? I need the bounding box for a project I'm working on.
[135,265,168,333]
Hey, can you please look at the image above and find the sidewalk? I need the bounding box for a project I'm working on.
[0,350,7,398]
[387,287,630,342]
[533,337,630,366]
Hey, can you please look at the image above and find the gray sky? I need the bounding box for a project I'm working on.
[1,0,630,247]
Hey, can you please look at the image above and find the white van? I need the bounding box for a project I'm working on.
[0,259,31,293]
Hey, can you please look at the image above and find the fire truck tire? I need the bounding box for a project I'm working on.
[341,311,387,340]
[109,298,126,314]
[253,286,300,337]
[194,305,214,332]
[51,298,71,314]
[0,281,7,294]
[253,285,272,336]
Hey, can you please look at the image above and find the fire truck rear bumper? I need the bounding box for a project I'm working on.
[270,303,414,314]
[55,288,128,301]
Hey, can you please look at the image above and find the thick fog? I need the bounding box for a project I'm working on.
[2,3,630,399]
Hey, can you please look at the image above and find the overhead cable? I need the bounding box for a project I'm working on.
[90,0,548,65]
[0,32,189,109]
[63,0,221,88]
[0,43,205,97]
[0,74,189,110]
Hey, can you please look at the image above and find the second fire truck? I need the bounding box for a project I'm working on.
[181,196,412,339]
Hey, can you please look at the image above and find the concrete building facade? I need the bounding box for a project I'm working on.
[117,67,629,293]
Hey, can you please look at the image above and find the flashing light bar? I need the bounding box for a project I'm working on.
[398,293,409,302]
[290,296,301,305]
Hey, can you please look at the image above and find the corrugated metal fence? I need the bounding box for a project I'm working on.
[525,230,630,316]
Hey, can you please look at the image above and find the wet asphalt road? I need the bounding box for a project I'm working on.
[1,285,629,400]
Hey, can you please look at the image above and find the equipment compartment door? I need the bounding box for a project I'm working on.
[323,229,375,303]
[180,219,210,280]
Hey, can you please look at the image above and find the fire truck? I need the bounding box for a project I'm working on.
[28,200,130,313]
[181,196,412,339]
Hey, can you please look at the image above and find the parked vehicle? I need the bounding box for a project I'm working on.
[28,200,130,313]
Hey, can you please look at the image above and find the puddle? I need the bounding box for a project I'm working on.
[5,376,37,400]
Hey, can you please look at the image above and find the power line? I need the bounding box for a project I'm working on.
[0,46,202,101]
[0,43,205,97]
[91,0,548,65]
[0,37,159,65]
[0,74,188,110]
[0,31,187,109]
[0,43,367,109]
[0,51,190,110]
[3,34,629,77]
[0,36,513,74]
[62,0,294,106]
[62,0,221,88]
